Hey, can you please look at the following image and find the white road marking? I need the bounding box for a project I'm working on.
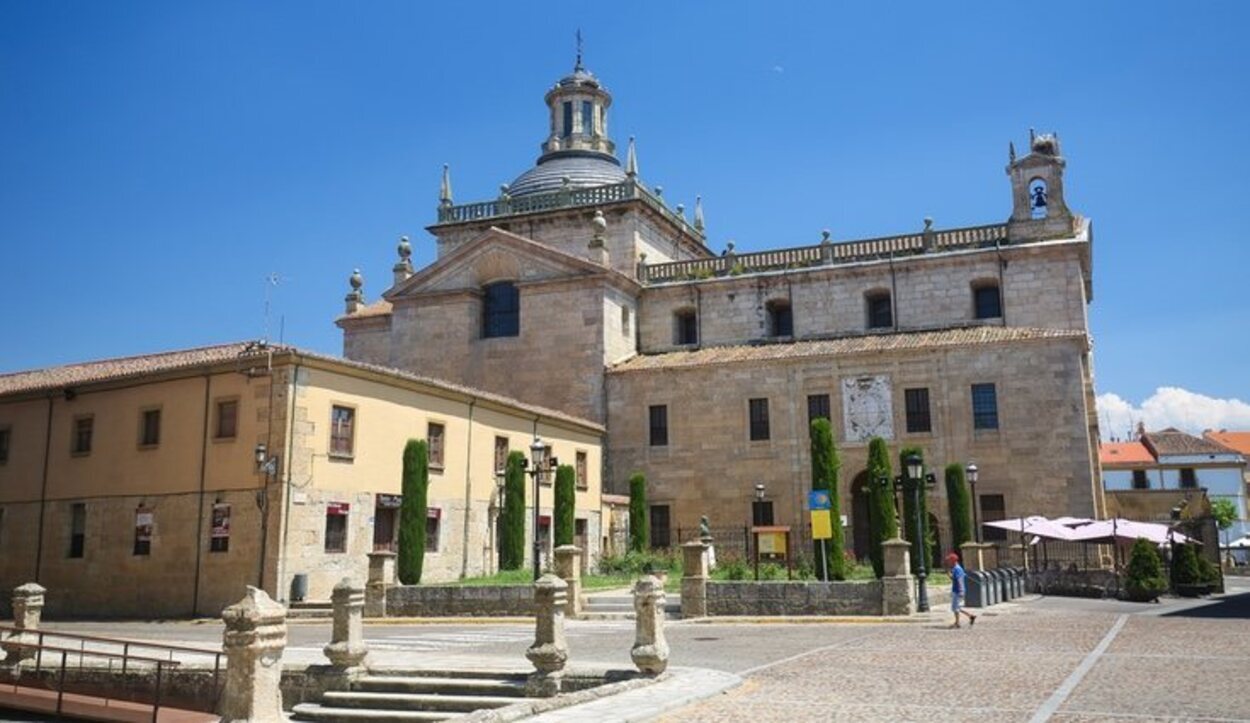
[1028,613,1128,723]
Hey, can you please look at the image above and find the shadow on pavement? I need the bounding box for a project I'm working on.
[1161,590,1250,619]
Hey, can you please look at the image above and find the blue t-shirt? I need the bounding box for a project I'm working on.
[951,563,966,596]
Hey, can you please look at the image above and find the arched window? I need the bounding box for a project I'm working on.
[766,300,793,338]
[673,308,697,345]
[865,290,892,330]
[973,282,1002,320]
[482,282,520,338]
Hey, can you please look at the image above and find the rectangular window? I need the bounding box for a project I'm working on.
[539,444,554,486]
[562,101,573,138]
[649,505,671,549]
[867,294,893,329]
[482,282,520,338]
[210,503,231,553]
[974,285,1003,319]
[582,100,593,135]
[0,427,8,464]
[494,436,510,474]
[971,383,999,430]
[215,399,238,439]
[576,450,588,490]
[1131,469,1149,490]
[768,303,793,337]
[904,388,932,434]
[330,406,355,457]
[140,408,161,447]
[748,398,770,441]
[134,506,153,556]
[649,405,668,447]
[425,508,442,552]
[675,311,697,345]
[807,394,831,424]
[428,422,445,470]
[752,499,775,527]
[1179,468,1197,489]
[324,503,349,553]
[72,416,94,455]
[981,494,1007,542]
[69,503,86,558]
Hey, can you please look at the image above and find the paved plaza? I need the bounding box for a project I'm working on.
[31,581,1250,721]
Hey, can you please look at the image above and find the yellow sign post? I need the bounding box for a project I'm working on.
[810,509,833,540]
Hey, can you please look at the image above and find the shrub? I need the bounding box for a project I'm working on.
[945,463,973,552]
[398,439,429,585]
[628,473,648,553]
[1124,538,1168,602]
[597,549,681,576]
[1171,542,1201,586]
[809,418,846,581]
[1196,554,1221,585]
[719,557,750,580]
[865,437,897,578]
[554,464,575,547]
[500,451,527,570]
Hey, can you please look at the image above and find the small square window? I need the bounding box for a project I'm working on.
[72,416,94,455]
[428,422,445,470]
[330,406,355,457]
[974,285,1002,320]
[1131,469,1149,490]
[139,409,161,447]
[1179,468,1197,489]
[215,400,238,439]
[971,384,999,430]
[748,398,770,441]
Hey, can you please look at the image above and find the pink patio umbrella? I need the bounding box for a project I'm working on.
[983,515,1079,541]
[1066,518,1196,545]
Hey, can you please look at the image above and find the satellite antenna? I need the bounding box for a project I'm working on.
[263,272,284,343]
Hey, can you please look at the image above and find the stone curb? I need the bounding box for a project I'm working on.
[521,667,741,722]
[686,615,921,624]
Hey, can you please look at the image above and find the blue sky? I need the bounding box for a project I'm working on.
[2,2,1248,432]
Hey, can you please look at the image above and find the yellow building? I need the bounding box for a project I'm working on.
[0,342,606,618]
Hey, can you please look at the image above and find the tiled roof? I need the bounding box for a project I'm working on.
[1099,441,1154,466]
[338,299,393,321]
[609,326,1086,373]
[1204,430,1250,457]
[1143,428,1239,457]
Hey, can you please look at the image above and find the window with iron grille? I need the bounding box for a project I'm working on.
[674,309,698,345]
[971,383,999,430]
[324,505,348,553]
[215,399,238,439]
[752,499,775,527]
[576,451,588,490]
[69,503,86,558]
[72,416,93,455]
[807,394,831,424]
[428,422,445,470]
[330,406,355,457]
[904,388,932,433]
[139,409,161,447]
[749,398,770,441]
[974,284,1002,319]
[866,292,892,329]
[649,405,668,447]
[649,505,671,549]
[1179,468,1197,488]
[981,494,1007,542]
[425,508,441,552]
[1131,469,1149,490]
[482,282,520,338]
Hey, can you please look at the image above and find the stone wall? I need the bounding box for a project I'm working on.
[385,584,534,616]
[706,580,883,616]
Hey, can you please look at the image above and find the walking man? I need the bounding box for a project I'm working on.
[946,553,977,628]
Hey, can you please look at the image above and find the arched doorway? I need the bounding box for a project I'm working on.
[851,471,872,561]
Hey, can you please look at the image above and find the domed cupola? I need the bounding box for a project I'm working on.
[508,43,627,197]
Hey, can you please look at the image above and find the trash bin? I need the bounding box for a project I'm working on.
[967,570,987,608]
[1012,567,1025,598]
[1000,569,1013,601]
[291,573,309,603]
[983,569,999,606]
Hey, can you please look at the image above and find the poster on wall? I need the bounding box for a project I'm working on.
[135,507,154,542]
[211,504,231,539]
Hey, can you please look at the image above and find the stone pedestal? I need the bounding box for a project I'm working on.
[525,574,568,697]
[365,552,396,618]
[220,587,289,723]
[681,541,709,619]
[960,542,988,572]
[880,538,915,616]
[2,583,45,666]
[323,579,368,671]
[553,545,582,618]
[630,575,669,675]
[981,545,1000,570]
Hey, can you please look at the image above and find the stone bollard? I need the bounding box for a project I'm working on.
[553,545,583,618]
[960,542,986,572]
[880,538,916,616]
[323,578,368,671]
[220,586,289,723]
[681,540,710,619]
[1,583,46,666]
[630,575,669,675]
[525,574,568,697]
[365,551,396,618]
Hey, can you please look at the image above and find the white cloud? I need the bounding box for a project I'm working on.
[1097,387,1250,441]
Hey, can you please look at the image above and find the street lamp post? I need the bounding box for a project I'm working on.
[493,467,507,574]
[904,452,931,613]
[528,438,558,581]
[253,443,280,589]
[966,462,980,544]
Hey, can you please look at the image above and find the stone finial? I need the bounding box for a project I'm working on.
[349,268,363,293]
[588,211,609,266]
[553,545,583,617]
[396,236,412,263]
[922,217,936,252]
[526,574,569,697]
[324,578,368,670]
[393,237,413,285]
[345,269,364,314]
[693,195,705,232]
[220,587,289,723]
[591,209,607,239]
[2,583,47,666]
[630,575,669,674]
[439,163,453,208]
[653,185,663,198]
[625,136,638,178]
[675,203,685,218]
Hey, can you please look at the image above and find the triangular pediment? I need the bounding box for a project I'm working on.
[386,227,625,299]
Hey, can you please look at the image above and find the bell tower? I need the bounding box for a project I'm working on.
[540,35,616,162]
[1007,130,1076,242]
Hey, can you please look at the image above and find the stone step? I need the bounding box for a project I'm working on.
[354,676,527,697]
[290,703,458,722]
[288,608,333,619]
[321,690,518,713]
[376,669,529,681]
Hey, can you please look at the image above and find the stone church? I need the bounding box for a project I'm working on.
[337,57,1104,556]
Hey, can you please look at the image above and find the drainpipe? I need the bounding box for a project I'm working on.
[190,373,212,616]
[459,398,476,578]
[33,394,54,583]
[276,362,300,601]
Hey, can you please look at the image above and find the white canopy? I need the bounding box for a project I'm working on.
[983,515,1079,541]
[1223,535,1250,549]
[1065,518,1196,545]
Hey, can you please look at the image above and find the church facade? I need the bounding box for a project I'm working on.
[337,59,1105,557]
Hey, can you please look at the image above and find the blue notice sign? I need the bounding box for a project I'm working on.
[808,490,831,511]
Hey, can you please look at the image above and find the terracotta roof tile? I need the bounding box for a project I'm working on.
[609,326,1086,373]
[1203,431,1250,457]
[1099,441,1154,466]
[1143,429,1239,457]
[338,299,393,321]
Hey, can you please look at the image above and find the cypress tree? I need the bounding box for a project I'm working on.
[628,472,648,553]
[865,437,897,578]
[398,439,429,585]
[500,450,527,570]
[554,464,576,547]
[809,418,846,580]
[945,463,973,554]
[899,447,930,574]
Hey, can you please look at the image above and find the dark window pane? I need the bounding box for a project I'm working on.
[768,302,793,337]
[905,388,931,433]
[141,409,161,446]
[331,406,355,456]
[582,100,593,135]
[1179,468,1197,488]
[1131,469,1149,490]
[216,400,238,439]
[649,405,668,447]
[69,503,86,558]
[675,310,697,345]
[981,494,1006,542]
[749,398,770,441]
[562,101,572,138]
[867,294,892,329]
[752,500,775,527]
[807,394,831,424]
[426,508,441,552]
[649,505,671,549]
[73,417,93,454]
[494,436,509,474]
[0,428,9,464]
[974,285,1002,319]
[971,383,999,430]
[483,282,520,338]
[325,507,348,553]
